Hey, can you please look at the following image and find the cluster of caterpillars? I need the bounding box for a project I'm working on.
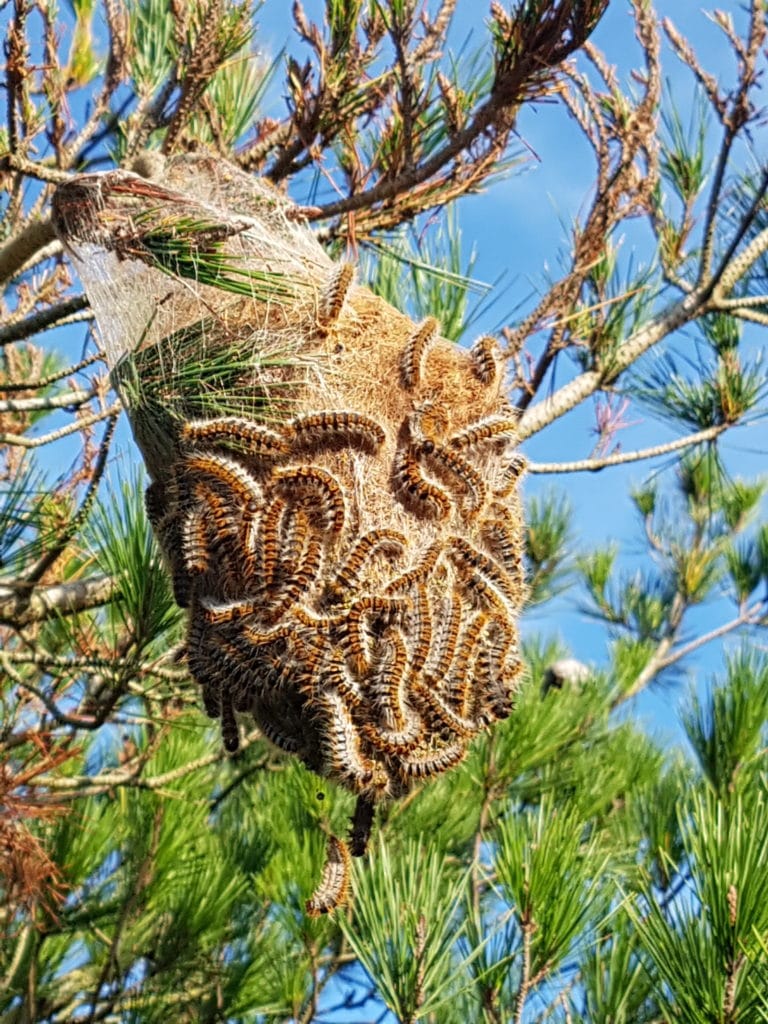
[146,300,526,916]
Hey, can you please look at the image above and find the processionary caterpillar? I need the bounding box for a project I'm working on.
[447,416,517,453]
[288,410,386,455]
[274,465,346,535]
[392,444,451,520]
[317,262,355,328]
[469,335,501,388]
[181,416,289,462]
[400,317,440,391]
[306,835,352,917]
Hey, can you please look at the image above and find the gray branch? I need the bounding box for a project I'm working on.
[0,575,119,627]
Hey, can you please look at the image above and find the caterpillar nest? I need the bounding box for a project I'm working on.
[52,155,527,912]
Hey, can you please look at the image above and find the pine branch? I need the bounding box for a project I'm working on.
[0,296,91,348]
[0,389,94,414]
[527,424,727,473]
[0,575,119,627]
[0,401,121,448]
[0,215,56,286]
[517,290,704,440]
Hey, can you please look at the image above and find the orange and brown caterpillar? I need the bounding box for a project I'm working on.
[385,541,442,594]
[279,505,311,580]
[338,595,411,675]
[321,655,365,709]
[392,444,451,520]
[447,416,517,452]
[480,517,525,591]
[288,410,386,455]
[358,716,423,756]
[422,592,462,681]
[306,835,352,917]
[274,465,346,535]
[370,628,411,733]
[399,741,466,780]
[469,335,501,388]
[331,529,407,592]
[265,534,324,621]
[257,497,288,586]
[400,317,440,391]
[181,416,289,462]
[412,682,478,740]
[180,506,211,576]
[317,262,355,329]
[449,536,518,605]
[409,584,433,676]
[316,690,388,795]
[183,452,262,513]
[415,440,487,511]
[409,401,449,444]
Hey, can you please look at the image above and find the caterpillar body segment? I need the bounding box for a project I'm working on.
[384,541,442,594]
[331,529,408,593]
[422,591,462,681]
[493,452,528,497]
[349,795,376,858]
[409,584,433,676]
[316,690,389,796]
[414,440,487,511]
[151,510,192,607]
[337,595,411,676]
[257,715,302,754]
[182,452,262,512]
[409,401,449,444]
[412,681,478,740]
[278,505,311,581]
[398,741,466,780]
[180,506,211,576]
[370,628,411,733]
[449,536,519,605]
[358,716,423,756]
[220,690,240,752]
[256,497,287,587]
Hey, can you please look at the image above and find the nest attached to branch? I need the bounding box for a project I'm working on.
[52,155,527,910]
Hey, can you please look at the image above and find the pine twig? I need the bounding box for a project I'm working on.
[0,389,94,414]
[0,216,57,287]
[527,424,727,473]
[0,575,119,627]
[0,296,91,348]
[26,413,118,585]
[0,401,121,448]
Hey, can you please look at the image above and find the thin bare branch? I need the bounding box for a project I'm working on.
[0,296,92,347]
[0,217,56,287]
[0,575,119,627]
[0,389,94,414]
[527,424,727,473]
[0,401,121,448]
[26,413,118,584]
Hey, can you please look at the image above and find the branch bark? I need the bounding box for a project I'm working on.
[0,575,119,627]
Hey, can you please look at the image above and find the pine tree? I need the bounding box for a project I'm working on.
[1,2,767,1022]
